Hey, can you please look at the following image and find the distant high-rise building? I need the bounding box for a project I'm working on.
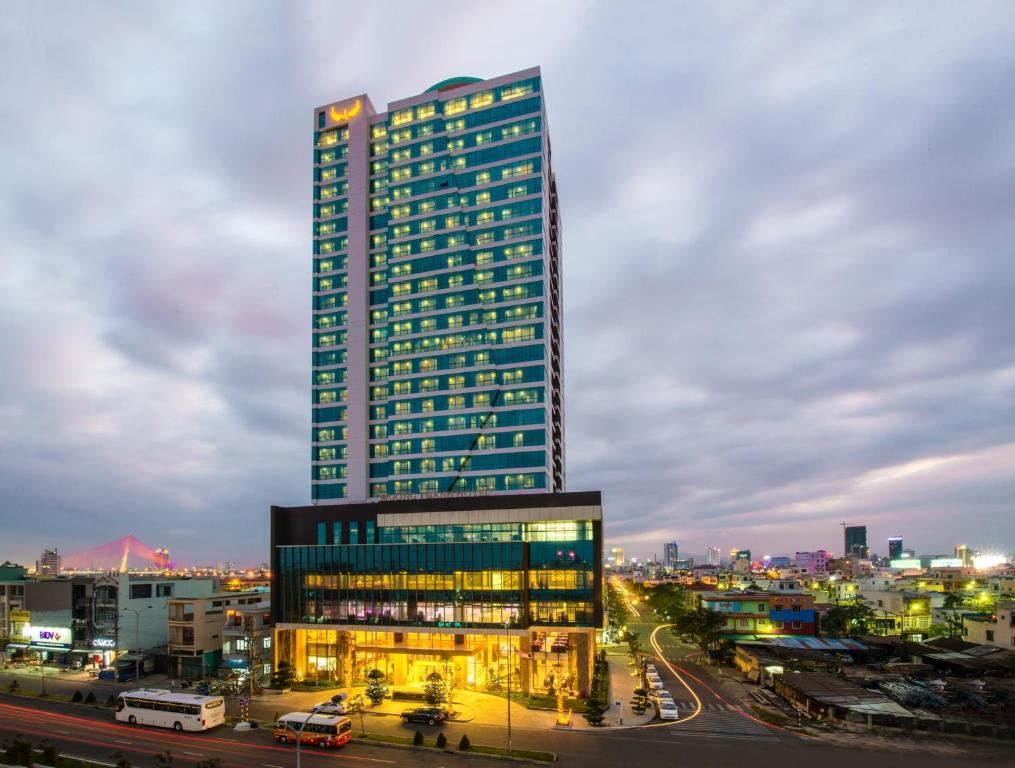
[735,549,751,562]
[706,547,720,566]
[888,537,903,561]
[310,67,564,502]
[664,542,679,569]
[36,548,61,575]
[843,525,868,559]
[609,546,625,567]
[955,544,973,567]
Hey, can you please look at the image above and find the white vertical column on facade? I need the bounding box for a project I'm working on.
[341,96,374,502]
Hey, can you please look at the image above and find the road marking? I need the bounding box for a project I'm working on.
[183,751,203,757]
[63,756,117,768]
[262,764,285,768]
[114,740,133,745]
[55,729,70,735]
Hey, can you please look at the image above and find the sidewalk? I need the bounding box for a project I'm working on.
[596,650,656,729]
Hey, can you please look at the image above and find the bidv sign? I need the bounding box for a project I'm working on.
[26,625,72,647]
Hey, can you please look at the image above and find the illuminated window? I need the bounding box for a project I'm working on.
[371,124,387,139]
[501,83,533,101]
[392,108,413,126]
[416,103,436,120]
[470,91,493,109]
[475,171,491,185]
[448,395,465,409]
[444,97,466,115]
[446,295,464,308]
[422,399,435,412]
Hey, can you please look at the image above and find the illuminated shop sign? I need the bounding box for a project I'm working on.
[92,637,116,649]
[25,625,72,648]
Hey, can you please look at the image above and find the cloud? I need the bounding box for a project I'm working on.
[1,0,1014,565]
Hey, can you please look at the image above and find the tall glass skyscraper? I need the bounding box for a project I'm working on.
[312,67,564,503]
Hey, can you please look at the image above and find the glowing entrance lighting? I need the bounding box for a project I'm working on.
[329,100,362,123]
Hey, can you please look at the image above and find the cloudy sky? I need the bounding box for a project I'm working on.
[2,1,1014,566]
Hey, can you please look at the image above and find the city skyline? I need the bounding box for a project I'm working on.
[3,1,1015,564]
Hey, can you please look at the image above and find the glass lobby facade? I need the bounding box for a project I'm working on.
[312,67,564,503]
[271,492,602,696]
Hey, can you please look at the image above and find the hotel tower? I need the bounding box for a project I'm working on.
[311,66,564,503]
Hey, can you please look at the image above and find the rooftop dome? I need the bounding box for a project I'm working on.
[426,76,482,93]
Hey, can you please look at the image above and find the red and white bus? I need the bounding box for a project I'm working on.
[273,712,353,748]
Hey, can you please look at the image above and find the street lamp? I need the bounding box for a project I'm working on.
[283,705,323,768]
[120,607,150,683]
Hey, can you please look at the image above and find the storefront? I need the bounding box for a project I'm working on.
[88,636,117,669]
[23,625,73,666]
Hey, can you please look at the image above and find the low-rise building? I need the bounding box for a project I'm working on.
[221,598,273,681]
[795,551,830,575]
[701,590,817,638]
[860,590,933,639]
[963,601,1015,651]
[168,590,265,679]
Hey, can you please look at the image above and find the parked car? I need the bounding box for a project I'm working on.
[657,700,679,720]
[400,707,447,726]
[644,664,658,675]
[315,701,348,715]
[646,675,664,690]
[648,689,673,704]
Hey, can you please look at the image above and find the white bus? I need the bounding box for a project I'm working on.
[115,688,225,732]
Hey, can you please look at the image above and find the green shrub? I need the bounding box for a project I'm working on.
[458,734,471,751]
[85,691,97,704]
[72,690,84,703]
[412,730,424,746]
[436,732,448,749]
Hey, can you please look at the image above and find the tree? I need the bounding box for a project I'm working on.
[606,583,631,640]
[583,698,608,727]
[424,671,448,708]
[436,732,448,749]
[269,661,293,691]
[820,597,875,638]
[458,734,471,751]
[644,583,687,623]
[366,669,387,705]
[85,691,97,704]
[630,687,650,715]
[347,693,367,734]
[1,734,32,765]
[942,592,966,638]
[670,608,727,662]
[441,660,460,709]
[38,740,57,763]
[72,689,83,702]
[622,630,643,665]
[412,729,424,746]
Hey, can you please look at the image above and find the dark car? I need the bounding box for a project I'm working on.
[400,706,447,725]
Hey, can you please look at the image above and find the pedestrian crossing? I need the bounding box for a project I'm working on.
[664,703,781,741]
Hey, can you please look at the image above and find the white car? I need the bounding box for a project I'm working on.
[314,700,348,715]
[646,675,664,690]
[644,664,658,676]
[649,689,673,704]
[657,700,679,720]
